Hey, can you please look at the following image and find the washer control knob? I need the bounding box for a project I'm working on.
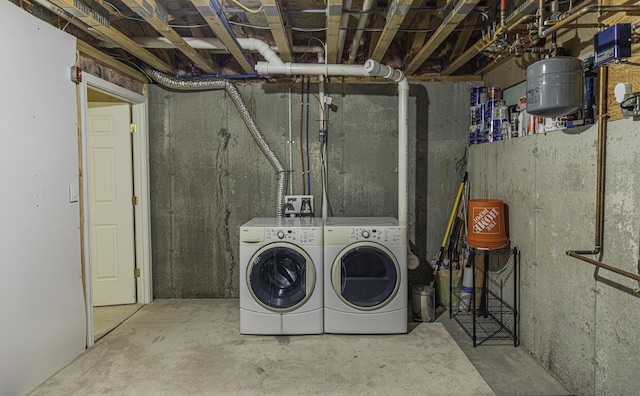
[277,231,285,239]
[362,230,370,239]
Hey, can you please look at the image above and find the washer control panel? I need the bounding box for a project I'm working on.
[265,227,320,244]
[348,227,403,243]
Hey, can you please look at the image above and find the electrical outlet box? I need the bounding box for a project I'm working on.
[284,195,314,217]
[594,24,632,68]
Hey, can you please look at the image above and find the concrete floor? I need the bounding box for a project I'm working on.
[33,300,493,395]
[93,304,143,341]
[435,313,572,395]
[35,300,571,395]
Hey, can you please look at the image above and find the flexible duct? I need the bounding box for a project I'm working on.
[143,66,288,218]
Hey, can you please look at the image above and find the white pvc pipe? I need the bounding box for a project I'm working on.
[348,0,374,64]
[337,0,353,62]
[236,38,284,66]
[256,62,369,77]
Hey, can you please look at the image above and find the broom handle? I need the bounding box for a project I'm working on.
[440,172,468,248]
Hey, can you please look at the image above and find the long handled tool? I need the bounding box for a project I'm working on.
[429,171,468,287]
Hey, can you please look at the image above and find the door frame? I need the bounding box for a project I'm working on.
[79,73,152,347]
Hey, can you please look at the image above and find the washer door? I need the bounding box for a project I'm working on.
[247,242,316,312]
[332,241,400,311]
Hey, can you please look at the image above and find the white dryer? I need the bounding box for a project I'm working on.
[324,217,407,334]
[239,217,323,335]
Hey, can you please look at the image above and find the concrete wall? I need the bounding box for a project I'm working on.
[148,80,475,298]
[468,118,640,395]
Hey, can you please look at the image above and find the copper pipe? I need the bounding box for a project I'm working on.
[542,4,640,37]
[565,67,640,285]
[567,66,608,257]
[567,252,640,283]
[500,0,507,27]
[507,15,536,32]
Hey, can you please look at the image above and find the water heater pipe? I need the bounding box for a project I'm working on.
[255,58,409,226]
[142,66,288,218]
[565,66,640,288]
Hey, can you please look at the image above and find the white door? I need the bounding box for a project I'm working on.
[88,102,136,306]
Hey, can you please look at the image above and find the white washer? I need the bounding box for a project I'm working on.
[324,217,407,334]
[239,217,323,335]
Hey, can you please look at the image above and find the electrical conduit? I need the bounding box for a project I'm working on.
[142,66,288,218]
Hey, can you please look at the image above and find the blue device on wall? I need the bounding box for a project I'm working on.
[594,24,632,68]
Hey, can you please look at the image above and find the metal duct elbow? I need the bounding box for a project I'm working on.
[143,66,288,218]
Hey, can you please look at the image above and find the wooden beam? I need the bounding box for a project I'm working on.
[77,40,148,83]
[450,14,478,60]
[370,0,416,61]
[121,0,215,73]
[406,15,432,62]
[190,0,255,73]
[325,0,344,63]
[50,0,172,73]
[260,0,292,62]
[405,0,480,75]
[368,14,386,58]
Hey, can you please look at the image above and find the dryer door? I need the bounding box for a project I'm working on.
[332,241,400,311]
[247,242,316,312]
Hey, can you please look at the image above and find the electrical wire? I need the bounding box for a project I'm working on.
[229,0,263,14]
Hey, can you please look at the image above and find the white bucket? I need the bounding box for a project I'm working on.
[459,268,474,311]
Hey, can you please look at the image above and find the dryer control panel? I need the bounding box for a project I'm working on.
[265,227,321,245]
[349,227,403,243]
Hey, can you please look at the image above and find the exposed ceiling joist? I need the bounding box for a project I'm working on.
[121,0,215,73]
[450,14,479,60]
[406,0,480,74]
[77,40,148,83]
[260,0,292,62]
[190,0,255,73]
[325,0,344,64]
[370,0,415,61]
[49,0,172,73]
[406,14,432,61]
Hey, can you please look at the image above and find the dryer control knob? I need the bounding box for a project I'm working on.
[362,230,370,239]
[277,231,285,239]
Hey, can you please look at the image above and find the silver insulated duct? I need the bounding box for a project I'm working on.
[143,66,287,218]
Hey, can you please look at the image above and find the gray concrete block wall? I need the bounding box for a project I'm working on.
[148,81,473,299]
[468,117,640,395]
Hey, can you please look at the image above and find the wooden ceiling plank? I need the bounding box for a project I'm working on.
[121,0,215,73]
[190,0,255,73]
[370,0,416,62]
[326,0,344,64]
[77,40,148,82]
[50,0,172,73]
[260,0,292,62]
[405,0,481,75]
[450,14,478,60]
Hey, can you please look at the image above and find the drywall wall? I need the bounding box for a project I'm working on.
[468,117,640,395]
[0,2,85,394]
[148,80,475,298]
